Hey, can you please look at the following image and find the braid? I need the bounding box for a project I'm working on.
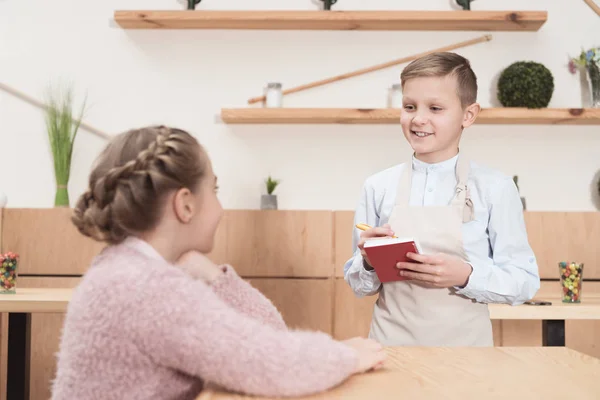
[94,128,171,208]
[72,125,207,245]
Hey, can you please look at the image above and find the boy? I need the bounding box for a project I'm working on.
[343,52,540,347]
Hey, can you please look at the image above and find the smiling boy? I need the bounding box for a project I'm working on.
[343,52,540,346]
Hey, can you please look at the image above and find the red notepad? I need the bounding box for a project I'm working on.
[363,237,423,283]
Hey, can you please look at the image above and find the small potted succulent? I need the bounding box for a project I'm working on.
[187,0,202,10]
[513,175,527,210]
[261,176,280,210]
[454,0,474,10]
[319,0,338,10]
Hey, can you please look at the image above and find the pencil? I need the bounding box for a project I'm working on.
[355,223,397,238]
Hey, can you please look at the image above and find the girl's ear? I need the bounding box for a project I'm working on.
[172,187,195,223]
[462,102,481,129]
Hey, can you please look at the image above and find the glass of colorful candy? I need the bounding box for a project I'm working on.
[559,262,584,303]
[0,252,19,294]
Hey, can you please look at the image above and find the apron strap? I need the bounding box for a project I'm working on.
[451,154,475,223]
[395,160,413,207]
[396,153,474,223]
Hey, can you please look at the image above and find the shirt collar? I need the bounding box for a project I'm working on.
[412,153,459,173]
[121,236,166,262]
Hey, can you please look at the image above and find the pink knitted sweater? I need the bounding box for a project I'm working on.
[51,237,357,399]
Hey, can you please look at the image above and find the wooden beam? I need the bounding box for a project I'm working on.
[113,10,547,31]
[220,108,600,125]
[247,35,492,104]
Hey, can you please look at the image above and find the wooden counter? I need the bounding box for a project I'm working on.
[200,347,600,399]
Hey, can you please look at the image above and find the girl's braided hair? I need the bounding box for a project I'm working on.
[72,125,207,244]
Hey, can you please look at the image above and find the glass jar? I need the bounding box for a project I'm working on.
[0,252,18,294]
[264,82,283,108]
[387,84,403,108]
[559,262,584,303]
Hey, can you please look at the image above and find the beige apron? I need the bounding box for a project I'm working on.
[368,155,493,347]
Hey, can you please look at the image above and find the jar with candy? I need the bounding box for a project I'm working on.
[559,261,584,303]
[0,252,18,294]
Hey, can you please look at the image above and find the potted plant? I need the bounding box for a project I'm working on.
[261,176,280,210]
[513,175,527,210]
[568,47,600,108]
[497,61,554,109]
[44,82,86,207]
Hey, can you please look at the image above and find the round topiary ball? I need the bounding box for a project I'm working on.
[497,61,554,108]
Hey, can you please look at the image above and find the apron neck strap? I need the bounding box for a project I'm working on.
[395,153,474,222]
[451,154,470,206]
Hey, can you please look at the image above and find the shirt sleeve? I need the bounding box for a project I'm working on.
[343,181,383,297]
[456,176,540,305]
[134,272,358,398]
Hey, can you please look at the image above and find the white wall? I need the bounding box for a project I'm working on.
[1,0,599,211]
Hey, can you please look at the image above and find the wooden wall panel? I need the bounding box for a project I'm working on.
[334,211,354,278]
[524,212,600,279]
[333,278,376,340]
[19,277,81,400]
[2,209,105,275]
[247,278,333,334]
[227,211,334,278]
[566,320,600,359]
[5,209,599,279]
[207,212,228,265]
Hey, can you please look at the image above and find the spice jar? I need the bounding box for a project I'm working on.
[264,82,283,108]
[387,84,403,108]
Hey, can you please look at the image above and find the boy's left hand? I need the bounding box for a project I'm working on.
[396,253,472,288]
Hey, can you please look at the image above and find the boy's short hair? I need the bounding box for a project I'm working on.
[400,52,477,107]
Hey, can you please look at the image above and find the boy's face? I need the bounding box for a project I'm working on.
[400,75,479,163]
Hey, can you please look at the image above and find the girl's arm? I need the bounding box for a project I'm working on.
[210,265,286,330]
[134,272,360,398]
[175,253,286,330]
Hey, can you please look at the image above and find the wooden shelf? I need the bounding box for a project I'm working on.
[220,107,600,125]
[113,10,547,31]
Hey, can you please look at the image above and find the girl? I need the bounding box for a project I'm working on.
[51,126,385,400]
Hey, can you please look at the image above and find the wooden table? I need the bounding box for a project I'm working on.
[200,347,600,399]
[489,293,600,347]
[0,288,71,313]
[0,288,71,400]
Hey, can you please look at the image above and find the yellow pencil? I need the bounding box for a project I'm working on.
[355,223,397,238]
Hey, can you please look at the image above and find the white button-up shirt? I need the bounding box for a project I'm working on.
[343,154,540,306]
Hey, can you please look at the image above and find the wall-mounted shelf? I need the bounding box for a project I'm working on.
[220,108,600,125]
[113,10,547,31]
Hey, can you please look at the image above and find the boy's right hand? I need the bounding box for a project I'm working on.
[342,337,386,373]
[357,223,395,267]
